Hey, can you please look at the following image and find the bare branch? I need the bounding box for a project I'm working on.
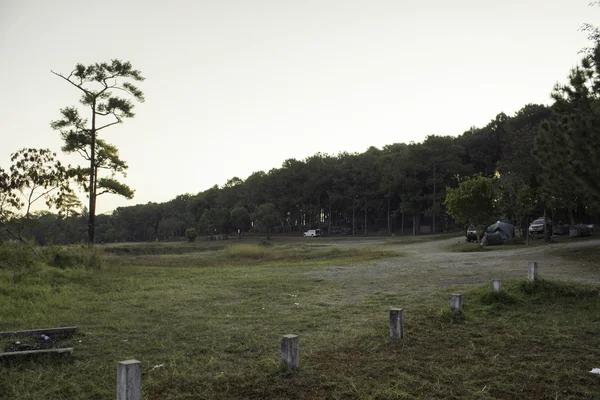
[76,148,91,160]
[51,70,90,95]
[110,85,136,96]
[29,186,59,206]
[0,218,38,255]
[96,120,121,132]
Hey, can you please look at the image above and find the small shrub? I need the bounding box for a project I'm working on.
[0,243,41,281]
[479,291,518,306]
[185,228,198,242]
[43,246,103,270]
[518,278,600,300]
[258,239,273,247]
[440,307,466,324]
[0,243,39,271]
[222,244,271,260]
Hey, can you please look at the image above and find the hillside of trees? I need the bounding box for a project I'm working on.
[3,101,598,245]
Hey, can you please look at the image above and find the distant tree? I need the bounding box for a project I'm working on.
[230,206,250,238]
[417,135,469,233]
[60,192,82,218]
[212,207,230,234]
[50,59,145,244]
[252,203,280,239]
[497,175,537,239]
[185,228,198,242]
[444,175,497,241]
[0,148,74,249]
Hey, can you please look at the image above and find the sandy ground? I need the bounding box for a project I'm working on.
[305,235,600,303]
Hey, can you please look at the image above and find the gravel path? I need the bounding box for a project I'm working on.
[305,236,600,303]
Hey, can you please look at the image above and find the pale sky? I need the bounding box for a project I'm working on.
[0,0,595,214]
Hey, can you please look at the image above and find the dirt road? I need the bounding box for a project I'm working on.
[306,235,600,302]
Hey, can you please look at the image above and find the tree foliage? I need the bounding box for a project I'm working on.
[185,228,198,242]
[444,175,498,239]
[534,43,600,210]
[0,148,76,246]
[252,203,280,239]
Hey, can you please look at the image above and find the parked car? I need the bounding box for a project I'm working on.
[552,223,570,236]
[303,229,321,237]
[529,218,551,235]
[466,225,477,242]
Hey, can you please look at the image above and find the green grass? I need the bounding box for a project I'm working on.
[552,243,600,264]
[1,242,600,399]
[104,242,395,269]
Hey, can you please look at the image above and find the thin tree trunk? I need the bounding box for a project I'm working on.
[352,199,355,235]
[387,194,391,235]
[412,216,416,236]
[88,100,97,245]
[328,196,332,236]
[401,212,405,236]
[568,211,575,225]
[316,194,320,229]
[432,162,436,234]
[543,207,550,243]
[364,198,367,237]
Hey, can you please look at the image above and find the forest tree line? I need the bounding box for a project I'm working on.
[2,38,600,245]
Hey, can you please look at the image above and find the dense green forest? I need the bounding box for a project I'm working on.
[3,41,600,245]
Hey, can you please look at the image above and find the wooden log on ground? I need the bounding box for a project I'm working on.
[0,348,73,358]
[0,326,78,338]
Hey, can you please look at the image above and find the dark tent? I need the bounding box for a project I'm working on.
[482,221,515,245]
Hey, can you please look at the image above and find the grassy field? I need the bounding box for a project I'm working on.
[1,239,600,399]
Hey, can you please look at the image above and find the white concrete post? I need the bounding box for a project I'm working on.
[528,262,538,282]
[281,334,299,370]
[492,280,502,292]
[390,308,405,339]
[117,360,142,400]
[450,294,463,312]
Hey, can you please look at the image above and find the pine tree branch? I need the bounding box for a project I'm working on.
[95,120,121,132]
[51,70,90,95]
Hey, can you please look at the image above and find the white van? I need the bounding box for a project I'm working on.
[303,229,321,237]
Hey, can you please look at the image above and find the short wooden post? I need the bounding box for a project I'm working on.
[281,334,299,370]
[389,308,404,339]
[117,360,142,400]
[528,262,538,282]
[450,294,463,313]
[492,280,502,292]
